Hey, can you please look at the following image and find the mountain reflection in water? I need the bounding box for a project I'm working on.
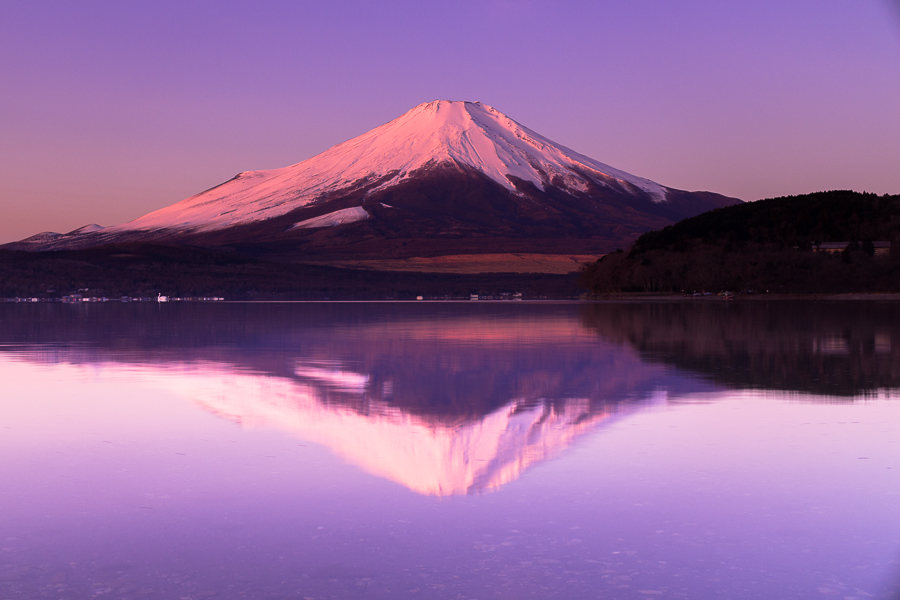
[3,302,900,599]
[100,360,637,496]
[0,303,684,495]
[4,301,898,497]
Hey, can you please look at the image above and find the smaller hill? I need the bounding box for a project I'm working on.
[580,190,900,294]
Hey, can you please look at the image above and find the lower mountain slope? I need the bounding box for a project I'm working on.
[6,164,739,262]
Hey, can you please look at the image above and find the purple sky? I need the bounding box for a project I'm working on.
[1,0,899,243]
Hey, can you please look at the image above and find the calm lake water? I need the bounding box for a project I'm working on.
[1,301,899,599]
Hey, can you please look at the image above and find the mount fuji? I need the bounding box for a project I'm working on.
[7,101,740,263]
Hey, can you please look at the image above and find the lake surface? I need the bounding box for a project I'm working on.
[1,301,899,599]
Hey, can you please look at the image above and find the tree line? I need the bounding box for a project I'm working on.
[580,190,900,294]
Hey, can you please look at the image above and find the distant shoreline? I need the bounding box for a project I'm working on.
[6,293,900,304]
[583,292,900,302]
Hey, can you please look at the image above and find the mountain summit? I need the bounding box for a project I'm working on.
[116,100,670,232]
[8,101,740,261]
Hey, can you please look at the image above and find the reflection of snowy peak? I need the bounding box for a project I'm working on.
[174,362,622,496]
[23,356,628,495]
[8,101,740,255]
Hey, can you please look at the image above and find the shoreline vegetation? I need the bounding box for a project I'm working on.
[580,190,900,295]
[0,244,580,301]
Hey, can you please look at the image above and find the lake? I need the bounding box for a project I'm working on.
[1,301,898,599]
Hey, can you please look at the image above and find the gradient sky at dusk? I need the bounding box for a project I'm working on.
[1,0,899,243]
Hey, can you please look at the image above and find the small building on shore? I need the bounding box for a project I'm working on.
[812,241,891,256]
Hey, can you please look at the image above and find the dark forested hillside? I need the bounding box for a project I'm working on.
[0,243,578,300]
[580,191,900,294]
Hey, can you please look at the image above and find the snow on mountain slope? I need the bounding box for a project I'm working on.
[12,231,65,245]
[108,100,667,234]
[291,206,369,230]
[67,224,107,234]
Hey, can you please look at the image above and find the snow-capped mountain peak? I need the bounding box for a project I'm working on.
[109,100,666,233]
[6,101,741,256]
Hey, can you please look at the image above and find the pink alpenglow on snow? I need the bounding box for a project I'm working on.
[114,101,667,233]
[6,101,740,256]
